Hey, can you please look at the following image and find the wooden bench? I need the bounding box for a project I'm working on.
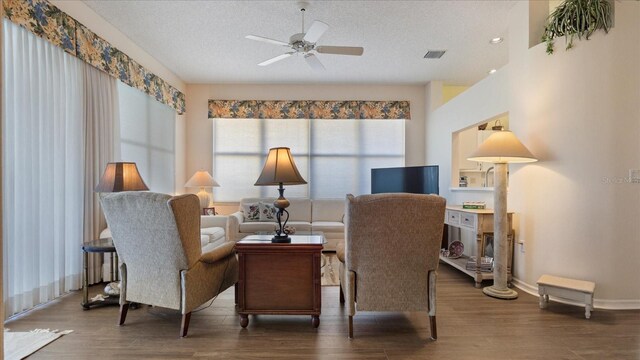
[537,274,595,319]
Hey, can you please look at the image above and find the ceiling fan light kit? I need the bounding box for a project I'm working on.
[246,1,364,70]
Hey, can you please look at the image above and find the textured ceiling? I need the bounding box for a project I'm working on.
[83,0,514,85]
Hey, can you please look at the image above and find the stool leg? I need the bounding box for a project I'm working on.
[538,287,548,309]
[585,294,593,319]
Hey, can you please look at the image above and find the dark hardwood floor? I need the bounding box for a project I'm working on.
[5,265,639,359]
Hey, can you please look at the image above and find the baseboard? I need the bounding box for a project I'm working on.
[511,277,640,310]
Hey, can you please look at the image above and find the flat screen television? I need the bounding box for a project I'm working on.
[371,165,439,195]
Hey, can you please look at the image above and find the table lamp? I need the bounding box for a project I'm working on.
[95,162,149,192]
[255,147,307,243]
[185,170,220,210]
[468,130,537,299]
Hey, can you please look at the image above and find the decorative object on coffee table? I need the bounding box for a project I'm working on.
[254,147,307,243]
[468,130,537,300]
[185,170,220,211]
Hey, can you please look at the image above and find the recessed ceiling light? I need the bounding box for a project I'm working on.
[488,69,497,75]
[490,37,504,44]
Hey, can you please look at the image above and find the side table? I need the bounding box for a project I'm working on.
[235,234,324,328]
[82,238,120,309]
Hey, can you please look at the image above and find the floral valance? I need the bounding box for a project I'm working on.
[3,0,186,114]
[208,100,411,120]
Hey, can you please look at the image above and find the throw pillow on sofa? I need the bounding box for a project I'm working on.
[242,202,261,222]
[259,201,277,221]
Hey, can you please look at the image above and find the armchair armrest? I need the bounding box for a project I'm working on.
[200,242,236,264]
[227,211,243,242]
[200,215,228,229]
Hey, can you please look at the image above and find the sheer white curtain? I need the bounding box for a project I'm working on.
[83,65,119,284]
[2,19,120,317]
[3,19,84,316]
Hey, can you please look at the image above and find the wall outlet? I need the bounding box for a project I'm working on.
[630,169,640,183]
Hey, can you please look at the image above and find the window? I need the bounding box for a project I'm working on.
[118,82,176,194]
[212,118,404,201]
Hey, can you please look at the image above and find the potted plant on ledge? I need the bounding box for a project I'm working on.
[542,0,613,55]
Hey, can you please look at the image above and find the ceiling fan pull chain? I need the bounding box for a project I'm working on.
[301,7,305,34]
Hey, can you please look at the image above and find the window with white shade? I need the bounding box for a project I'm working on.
[212,118,404,201]
[118,82,176,194]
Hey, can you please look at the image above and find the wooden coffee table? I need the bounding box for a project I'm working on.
[235,233,324,328]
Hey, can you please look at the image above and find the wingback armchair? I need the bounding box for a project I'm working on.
[336,193,446,339]
[100,192,238,337]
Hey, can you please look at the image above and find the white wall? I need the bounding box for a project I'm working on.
[185,83,427,194]
[425,1,640,307]
[425,68,509,207]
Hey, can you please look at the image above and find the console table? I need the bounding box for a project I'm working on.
[235,234,324,328]
[439,206,514,288]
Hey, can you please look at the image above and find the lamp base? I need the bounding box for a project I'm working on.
[271,234,291,243]
[482,285,519,300]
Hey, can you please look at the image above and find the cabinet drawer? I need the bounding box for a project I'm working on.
[460,213,477,230]
[446,210,460,226]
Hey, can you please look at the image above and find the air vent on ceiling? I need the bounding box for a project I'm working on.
[423,50,446,59]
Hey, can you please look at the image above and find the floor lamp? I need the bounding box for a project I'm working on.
[468,131,537,299]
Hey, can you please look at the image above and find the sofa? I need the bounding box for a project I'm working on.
[100,214,229,280]
[228,197,345,251]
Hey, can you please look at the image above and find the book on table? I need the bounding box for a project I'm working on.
[462,201,486,209]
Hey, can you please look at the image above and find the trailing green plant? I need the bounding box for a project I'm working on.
[542,0,612,55]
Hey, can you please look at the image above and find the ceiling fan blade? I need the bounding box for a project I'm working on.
[258,53,293,66]
[245,35,289,47]
[303,20,329,43]
[316,46,364,56]
[304,53,325,71]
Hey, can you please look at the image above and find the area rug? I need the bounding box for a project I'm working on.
[4,328,73,360]
[321,253,340,286]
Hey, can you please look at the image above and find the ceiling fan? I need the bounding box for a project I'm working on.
[245,2,364,70]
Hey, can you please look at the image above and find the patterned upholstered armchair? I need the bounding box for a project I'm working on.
[100,192,238,337]
[336,193,446,339]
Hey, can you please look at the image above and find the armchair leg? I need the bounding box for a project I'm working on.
[339,284,345,304]
[348,315,353,339]
[118,303,129,326]
[429,315,437,340]
[180,312,192,338]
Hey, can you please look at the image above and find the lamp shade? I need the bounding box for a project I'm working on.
[467,131,538,164]
[95,162,149,192]
[255,147,307,186]
[185,170,220,188]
